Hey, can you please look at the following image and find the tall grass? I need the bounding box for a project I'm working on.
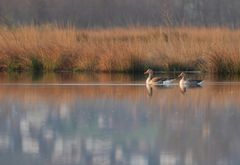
[0,25,240,74]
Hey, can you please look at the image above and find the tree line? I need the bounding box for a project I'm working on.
[0,0,240,27]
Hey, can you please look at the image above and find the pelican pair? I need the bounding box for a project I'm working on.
[144,69,203,86]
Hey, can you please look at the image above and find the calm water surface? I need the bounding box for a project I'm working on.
[0,73,240,165]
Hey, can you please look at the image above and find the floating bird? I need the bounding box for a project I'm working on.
[178,72,204,88]
[144,69,175,85]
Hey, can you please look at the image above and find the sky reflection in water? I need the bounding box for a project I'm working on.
[0,73,240,165]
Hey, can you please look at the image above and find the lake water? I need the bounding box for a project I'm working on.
[0,72,240,165]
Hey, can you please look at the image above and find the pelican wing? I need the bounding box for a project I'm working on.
[152,77,175,83]
[189,79,203,83]
[151,77,166,83]
[187,79,204,86]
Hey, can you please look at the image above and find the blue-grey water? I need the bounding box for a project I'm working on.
[0,73,240,165]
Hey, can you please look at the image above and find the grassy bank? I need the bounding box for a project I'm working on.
[0,25,240,74]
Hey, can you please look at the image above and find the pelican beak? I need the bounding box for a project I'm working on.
[144,70,148,74]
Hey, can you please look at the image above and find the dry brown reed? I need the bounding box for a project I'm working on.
[0,25,240,74]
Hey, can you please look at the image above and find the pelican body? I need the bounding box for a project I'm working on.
[144,69,175,85]
[178,72,203,87]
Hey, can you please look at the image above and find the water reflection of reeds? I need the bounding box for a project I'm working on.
[0,84,239,109]
[0,77,240,164]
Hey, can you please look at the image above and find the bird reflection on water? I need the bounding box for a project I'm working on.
[179,84,203,94]
[145,83,175,97]
[146,84,153,97]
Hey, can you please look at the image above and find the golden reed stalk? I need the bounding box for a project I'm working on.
[0,25,240,74]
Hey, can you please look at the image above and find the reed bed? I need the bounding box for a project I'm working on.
[0,25,240,74]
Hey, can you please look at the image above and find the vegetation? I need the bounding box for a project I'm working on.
[0,25,240,74]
